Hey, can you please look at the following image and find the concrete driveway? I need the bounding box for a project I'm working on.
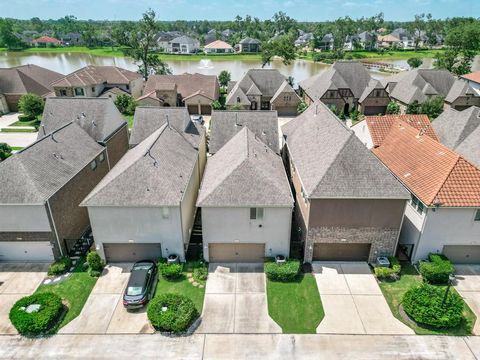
[0,262,48,334]
[454,264,480,335]
[313,262,414,335]
[59,263,154,334]
[196,263,281,334]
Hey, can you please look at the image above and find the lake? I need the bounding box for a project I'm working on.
[0,52,479,84]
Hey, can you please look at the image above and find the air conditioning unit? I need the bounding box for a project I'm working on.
[376,257,390,268]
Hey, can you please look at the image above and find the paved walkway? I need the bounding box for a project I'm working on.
[59,263,153,334]
[313,262,414,335]
[0,131,38,148]
[0,113,20,128]
[0,334,478,359]
[196,263,281,334]
[454,264,480,335]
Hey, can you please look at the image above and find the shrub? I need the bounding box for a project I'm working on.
[87,269,102,277]
[402,284,464,328]
[147,293,198,333]
[419,253,455,284]
[9,292,63,335]
[114,94,137,116]
[47,256,72,276]
[86,251,104,274]
[18,93,44,119]
[374,256,401,280]
[264,258,300,282]
[193,264,208,282]
[159,262,183,280]
[386,101,400,114]
[0,143,12,160]
[407,57,423,69]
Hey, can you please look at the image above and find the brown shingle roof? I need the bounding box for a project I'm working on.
[0,64,63,96]
[366,114,438,147]
[373,121,480,207]
[51,65,141,88]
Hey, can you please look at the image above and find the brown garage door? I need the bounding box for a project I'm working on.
[200,105,211,115]
[275,106,297,117]
[313,243,371,261]
[104,243,162,263]
[209,243,265,262]
[187,104,199,114]
[443,245,480,264]
[363,106,387,116]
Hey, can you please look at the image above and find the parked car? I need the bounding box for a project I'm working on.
[191,115,204,125]
[123,260,158,309]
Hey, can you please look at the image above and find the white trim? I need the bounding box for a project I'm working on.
[46,199,63,257]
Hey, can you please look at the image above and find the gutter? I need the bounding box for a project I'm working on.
[46,199,63,257]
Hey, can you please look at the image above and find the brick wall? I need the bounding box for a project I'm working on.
[105,125,129,167]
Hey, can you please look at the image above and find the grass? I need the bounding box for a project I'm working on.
[124,114,134,128]
[35,258,97,329]
[154,261,206,313]
[0,128,37,133]
[379,263,476,336]
[301,49,447,62]
[10,118,40,127]
[10,146,23,151]
[266,273,324,333]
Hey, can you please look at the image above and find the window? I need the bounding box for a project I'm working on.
[98,153,105,163]
[411,195,419,207]
[283,95,291,102]
[126,84,130,90]
[90,159,97,170]
[236,96,241,103]
[75,87,85,96]
[250,208,264,220]
[59,89,67,96]
[475,209,480,222]
[417,202,424,215]
[161,207,170,219]
[91,87,95,93]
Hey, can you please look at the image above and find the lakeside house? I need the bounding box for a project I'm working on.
[31,36,62,47]
[167,35,200,54]
[238,38,261,53]
[204,40,234,54]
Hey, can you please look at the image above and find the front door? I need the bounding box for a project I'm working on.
[250,101,257,110]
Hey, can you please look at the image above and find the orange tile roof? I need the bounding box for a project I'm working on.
[32,36,61,44]
[373,121,480,207]
[462,71,480,84]
[366,114,438,147]
[204,40,233,49]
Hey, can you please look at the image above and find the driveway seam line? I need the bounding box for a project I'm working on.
[341,264,367,335]
[104,294,121,334]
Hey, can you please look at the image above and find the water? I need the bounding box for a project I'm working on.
[0,52,478,84]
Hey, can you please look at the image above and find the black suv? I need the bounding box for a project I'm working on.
[123,260,158,309]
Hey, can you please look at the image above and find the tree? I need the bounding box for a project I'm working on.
[114,94,137,115]
[211,100,224,110]
[406,100,421,115]
[261,33,296,67]
[386,101,400,114]
[0,19,27,50]
[0,143,12,161]
[409,14,426,50]
[420,96,444,120]
[297,101,308,114]
[18,94,44,119]
[218,70,231,89]
[118,9,170,80]
[407,57,423,69]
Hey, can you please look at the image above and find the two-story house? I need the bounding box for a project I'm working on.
[299,61,390,115]
[282,102,410,263]
[226,69,300,116]
[373,120,480,263]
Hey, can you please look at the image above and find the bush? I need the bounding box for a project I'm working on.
[402,284,464,328]
[374,257,401,280]
[159,262,183,280]
[193,264,208,282]
[264,258,300,282]
[87,268,102,277]
[9,292,63,335]
[147,293,198,333]
[419,253,455,284]
[47,256,72,276]
[86,251,104,274]
[114,94,137,116]
[18,93,44,119]
[0,143,12,161]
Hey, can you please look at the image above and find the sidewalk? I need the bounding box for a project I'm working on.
[0,334,478,359]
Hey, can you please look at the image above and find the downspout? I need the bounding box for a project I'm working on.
[393,200,407,258]
[46,199,63,257]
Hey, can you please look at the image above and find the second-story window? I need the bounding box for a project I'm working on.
[90,159,97,171]
[475,209,480,222]
[59,89,67,96]
[75,87,85,96]
[250,208,264,220]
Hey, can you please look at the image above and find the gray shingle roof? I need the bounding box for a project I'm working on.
[197,127,293,207]
[82,124,199,207]
[382,69,478,105]
[129,107,203,148]
[38,97,126,143]
[233,69,290,98]
[240,37,261,44]
[299,61,372,101]
[432,106,480,167]
[0,123,104,204]
[0,64,63,96]
[282,102,410,199]
[209,110,279,154]
[170,35,198,46]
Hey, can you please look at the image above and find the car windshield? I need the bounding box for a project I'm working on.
[126,286,143,296]
[133,264,152,271]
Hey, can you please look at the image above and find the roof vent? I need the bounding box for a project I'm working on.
[41,125,46,136]
[52,152,63,160]
[92,120,97,127]
[404,172,411,178]
[81,112,86,118]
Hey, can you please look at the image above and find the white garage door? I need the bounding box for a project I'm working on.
[0,241,54,262]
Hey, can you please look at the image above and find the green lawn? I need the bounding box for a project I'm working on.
[35,258,97,329]
[266,273,324,333]
[301,49,447,62]
[154,262,206,313]
[0,128,37,133]
[124,114,134,128]
[10,118,40,127]
[379,263,476,336]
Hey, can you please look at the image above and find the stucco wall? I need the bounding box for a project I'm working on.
[0,205,51,232]
[351,120,374,149]
[201,206,292,261]
[180,158,201,246]
[87,206,186,261]
[411,207,480,262]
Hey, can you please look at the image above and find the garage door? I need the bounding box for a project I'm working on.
[209,243,265,262]
[443,245,480,264]
[103,243,162,263]
[0,241,54,262]
[187,104,199,114]
[363,106,387,116]
[275,106,297,117]
[200,105,211,115]
[313,243,371,261]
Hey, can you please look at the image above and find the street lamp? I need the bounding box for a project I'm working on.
[442,274,456,307]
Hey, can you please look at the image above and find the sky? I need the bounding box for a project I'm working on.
[1,0,479,21]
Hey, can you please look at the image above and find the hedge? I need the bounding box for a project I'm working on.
[147,293,198,333]
[159,262,183,280]
[402,284,464,328]
[9,292,63,335]
[47,256,72,276]
[86,251,104,277]
[264,258,300,282]
[193,263,208,282]
[419,253,455,284]
[374,256,401,280]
